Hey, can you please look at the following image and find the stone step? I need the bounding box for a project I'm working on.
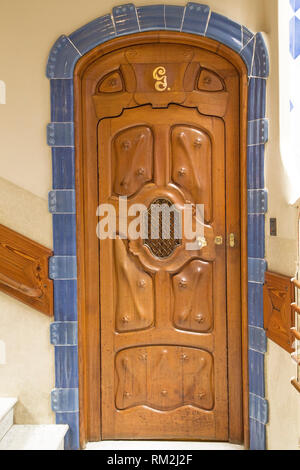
[0,424,69,450]
[0,397,17,441]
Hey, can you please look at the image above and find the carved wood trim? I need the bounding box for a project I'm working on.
[0,224,53,316]
[263,271,295,353]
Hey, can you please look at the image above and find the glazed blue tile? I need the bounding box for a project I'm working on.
[47,123,74,147]
[165,5,185,31]
[49,256,77,280]
[252,33,269,78]
[248,78,266,121]
[248,282,264,328]
[47,35,81,79]
[249,393,268,425]
[290,0,300,12]
[242,26,254,47]
[206,12,242,52]
[247,145,265,190]
[49,190,76,214]
[53,214,76,256]
[181,3,210,35]
[249,350,265,397]
[54,280,77,321]
[55,346,78,389]
[56,412,80,450]
[248,214,265,259]
[50,80,74,123]
[137,5,165,31]
[112,4,139,36]
[51,388,79,412]
[69,14,116,55]
[248,258,267,284]
[249,327,267,354]
[248,119,268,146]
[52,147,75,190]
[50,322,78,346]
[290,16,300,59]
[248,190,268,214]
[240,36,255,76]
[250,418,266,450]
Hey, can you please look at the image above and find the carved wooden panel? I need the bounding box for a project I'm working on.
[115,346,214,411]
[0,224,53,316]
[263,271,295,353]
[172,260,213,333]
[114,237,154,332]
[198,69,224,92]
[112,126,153,197]
[98,70,123,93]
[171,125,212,221]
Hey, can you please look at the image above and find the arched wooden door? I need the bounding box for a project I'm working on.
[75,32,247,444]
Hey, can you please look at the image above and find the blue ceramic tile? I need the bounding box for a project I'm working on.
[47,123,74,147]
[52,147,75,190]
[56,412,80,450]
[47,35,81,79]
[248,189,268,214]
[181,3,210,35]
[248,214,265,259]
[249,327,267,354]
[137,5,165,31]
[113,4,139,36]
[49,256,77,280]
[69,14,116,55]
[50,322,78,346]
[55,346,79,388]
[53,214,76,256]
[249,350,265,397]
[206,12,242,52]
[49,190,76,214]
[290,16,300,59]
[248,78,266,121]
[252,33,269,78]
[248,119,268,146]
[247,145,265,190]
[242,26,254,47]
[165,5,185,31]
[50,80,74,123]
[240,36,255,76]
[51,388,79,412]
[290,0,300,11]
[248,282,264,328]
[54,280,77,321]
[250,418,266,450]
[290,0,300,12]
[249,393,268,425]
[248,258,267,284]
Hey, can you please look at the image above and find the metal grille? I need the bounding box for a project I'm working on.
[143,198,181,259]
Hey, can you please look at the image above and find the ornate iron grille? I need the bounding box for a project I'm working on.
[143,198,182,259]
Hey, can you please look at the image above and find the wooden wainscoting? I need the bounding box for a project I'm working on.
[0,224,53,316]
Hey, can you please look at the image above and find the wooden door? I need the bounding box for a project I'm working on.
[76,34,245,444]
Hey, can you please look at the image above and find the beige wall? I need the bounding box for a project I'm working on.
[0,0,299,448]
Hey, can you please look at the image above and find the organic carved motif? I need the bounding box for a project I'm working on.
[172,260,213,333]
[113,126,153,197]
[115,345,214,411]
[114,237,154,332]
[171,126,212,222]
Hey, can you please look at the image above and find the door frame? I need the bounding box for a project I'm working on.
[74,31,248,446]
[46,3,269,450]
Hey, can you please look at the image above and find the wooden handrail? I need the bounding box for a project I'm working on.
[291,378,300,394]
[291,328,300,341]
[292,278,300,290]
[0,224,53,316]
[292,303,300,314]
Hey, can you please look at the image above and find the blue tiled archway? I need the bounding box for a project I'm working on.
[47,2,269,450]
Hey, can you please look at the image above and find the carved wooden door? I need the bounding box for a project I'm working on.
[78,37,242,442]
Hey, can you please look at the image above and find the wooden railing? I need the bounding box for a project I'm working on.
[291,278,300,392]
[0,224,53,316]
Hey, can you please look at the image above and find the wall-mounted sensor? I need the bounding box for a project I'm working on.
[270,218,277,236]
[0,81,6,104]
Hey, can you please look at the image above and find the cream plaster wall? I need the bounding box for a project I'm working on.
[0,0,299,448]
